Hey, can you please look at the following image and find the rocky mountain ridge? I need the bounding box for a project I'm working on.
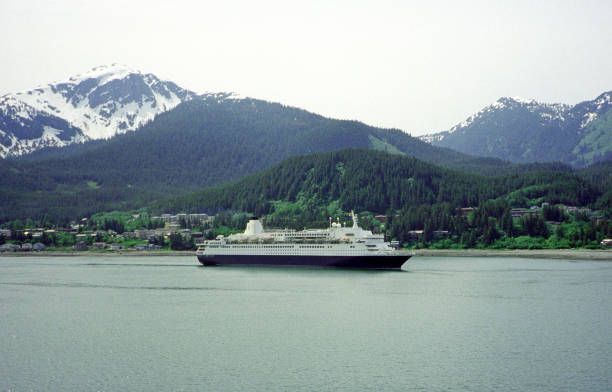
[420,92,612,166]
[0,64,195,157]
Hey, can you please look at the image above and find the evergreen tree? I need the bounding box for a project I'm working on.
[501,210,515,237]
[521,214,549,237]
[423,221,434,243]
[543,205,565,222]
[482,217,501,245]
[169,233,184,250]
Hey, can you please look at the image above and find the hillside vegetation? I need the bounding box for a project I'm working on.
[1,96,558,222]
[158,149,603,217]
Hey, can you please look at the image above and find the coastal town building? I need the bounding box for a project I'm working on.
[433,230,450,238]
[510,208,539,218]
[0,244,19,252]
[407,230,424,240]
[133,244,162,251]
[73,242,89,251]
[109,244,123,251]
[374,215,388,224]
[457,207,477,216]
[151,213,213,225]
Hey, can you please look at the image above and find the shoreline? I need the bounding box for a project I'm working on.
[0,251,195,257]
[411,248,611,260]
[0,249,610,260]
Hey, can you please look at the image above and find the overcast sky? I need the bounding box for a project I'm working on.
[1,0,611,135]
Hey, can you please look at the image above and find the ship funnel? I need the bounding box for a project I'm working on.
[244,218,264,235]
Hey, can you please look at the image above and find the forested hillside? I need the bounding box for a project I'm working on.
[159,149,602,217]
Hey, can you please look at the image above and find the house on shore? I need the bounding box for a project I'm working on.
[109,243,123,251]
[0,243,19,252]
[73,242,89,251]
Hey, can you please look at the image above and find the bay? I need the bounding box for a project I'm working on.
[1,256,611,391]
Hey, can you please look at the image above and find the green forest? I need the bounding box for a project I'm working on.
[154,149,610,249]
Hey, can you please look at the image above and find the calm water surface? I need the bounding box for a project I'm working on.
[1,256,611,391]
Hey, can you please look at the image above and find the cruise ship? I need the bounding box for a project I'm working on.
[196,212,410,269]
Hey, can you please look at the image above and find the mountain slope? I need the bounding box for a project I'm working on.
[420,92,612,166]
[14,92,511,171]
[0,95,88,157]
[0,64,194,157]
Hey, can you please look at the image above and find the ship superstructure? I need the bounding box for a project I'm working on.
[196,212,410,269]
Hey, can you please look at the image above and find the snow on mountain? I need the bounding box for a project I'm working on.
[418,132,446,144]
[421,97,586,144]
[0,94,88,158]
[451,97,568,134]
[419,92,612,166]
[0,64,195,158]
[573,92,612,130]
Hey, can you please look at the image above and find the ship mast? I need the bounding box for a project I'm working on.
[351,210,358,229]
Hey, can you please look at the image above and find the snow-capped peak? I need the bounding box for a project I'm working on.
[66,63,139,86]
[509,96,537,104]
[420,95,574,143]
[594,91,611,109]
[17,64,194,139]
[0,65,196,157]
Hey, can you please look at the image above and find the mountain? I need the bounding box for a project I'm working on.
[0,94,546,222]
[420,92,612,166]
[14,92,512,172]
[0,64,194,158]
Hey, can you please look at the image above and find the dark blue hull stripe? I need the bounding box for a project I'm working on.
[197,254,410,269]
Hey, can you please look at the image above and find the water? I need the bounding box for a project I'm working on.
[1,256,611,391]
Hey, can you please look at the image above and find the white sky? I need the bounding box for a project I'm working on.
[1,0,611,135]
